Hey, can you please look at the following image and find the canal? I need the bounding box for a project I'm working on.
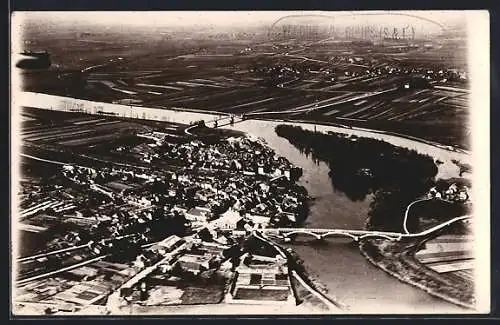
[231,119,467,313]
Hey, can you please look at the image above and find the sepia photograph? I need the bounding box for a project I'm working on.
[10,10,490,315]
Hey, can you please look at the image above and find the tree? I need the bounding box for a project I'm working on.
[198,228,214,242]
[275,124,440,232]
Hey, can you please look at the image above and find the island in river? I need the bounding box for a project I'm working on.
[16,93,475,313]
[273,124,475,310]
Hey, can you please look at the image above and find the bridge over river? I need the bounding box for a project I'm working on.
[259,215,471,242]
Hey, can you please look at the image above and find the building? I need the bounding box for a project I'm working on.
[246,214,270,229]
[226,254,294,305]
[175,254,212,275]
[185,206,213,222]
[149,235,185,256]
[209,209,243,230]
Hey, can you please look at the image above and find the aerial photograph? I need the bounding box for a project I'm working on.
[10,11,489,315]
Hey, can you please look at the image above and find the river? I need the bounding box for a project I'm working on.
[229,119,468,314]
[17,94,471,313]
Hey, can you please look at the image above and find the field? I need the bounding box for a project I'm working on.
[19,106,194,170]
[415,233,475,283]
[21,106,186,147]
[19,25,470,149]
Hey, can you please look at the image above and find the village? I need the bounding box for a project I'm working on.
[15,129,316,314]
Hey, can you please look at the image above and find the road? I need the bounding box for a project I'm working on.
[402,198,434,234]
[17,255,109,286]
[20,153,68,166]
[184,124,198,136]
[263,215,471,241]
[22,148,150,171]
[402,197,459,234]
[17,242,91,262]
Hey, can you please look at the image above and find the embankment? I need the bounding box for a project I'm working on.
[359,237,475,310]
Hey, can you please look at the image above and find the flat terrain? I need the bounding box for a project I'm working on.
[415,234,475,283]
[20,106,190,172]
[19,26,470,149]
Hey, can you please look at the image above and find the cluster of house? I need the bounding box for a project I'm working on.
[58,132,307,241]
[335,55,468,82]
[117,235,231,304]
[226,253,294,305]
[15,260,141,314]
[62,165,158,192]
[19,179,84,229]
[17,228,297,314]
[21,131,309,265]
[172,170,307,229]
[159,137,302,182]
[117,232,295,307]
[18,217,297,312]
[17,131,311,312]
[257,53,467,85]
[18,183,106,256]
[428,183,469,202]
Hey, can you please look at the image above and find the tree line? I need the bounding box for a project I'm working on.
[275,125,439,232]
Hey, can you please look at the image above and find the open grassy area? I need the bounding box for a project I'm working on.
[233,288,289,301]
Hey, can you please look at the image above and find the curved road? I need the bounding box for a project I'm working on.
[402,198,434,234]
[402,196,460,234]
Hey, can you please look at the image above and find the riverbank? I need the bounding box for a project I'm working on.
[272,124,477,311]
[285,245,348,311]
[359,237,475,310]
[15,93,476,312]
[253,231,346,313]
